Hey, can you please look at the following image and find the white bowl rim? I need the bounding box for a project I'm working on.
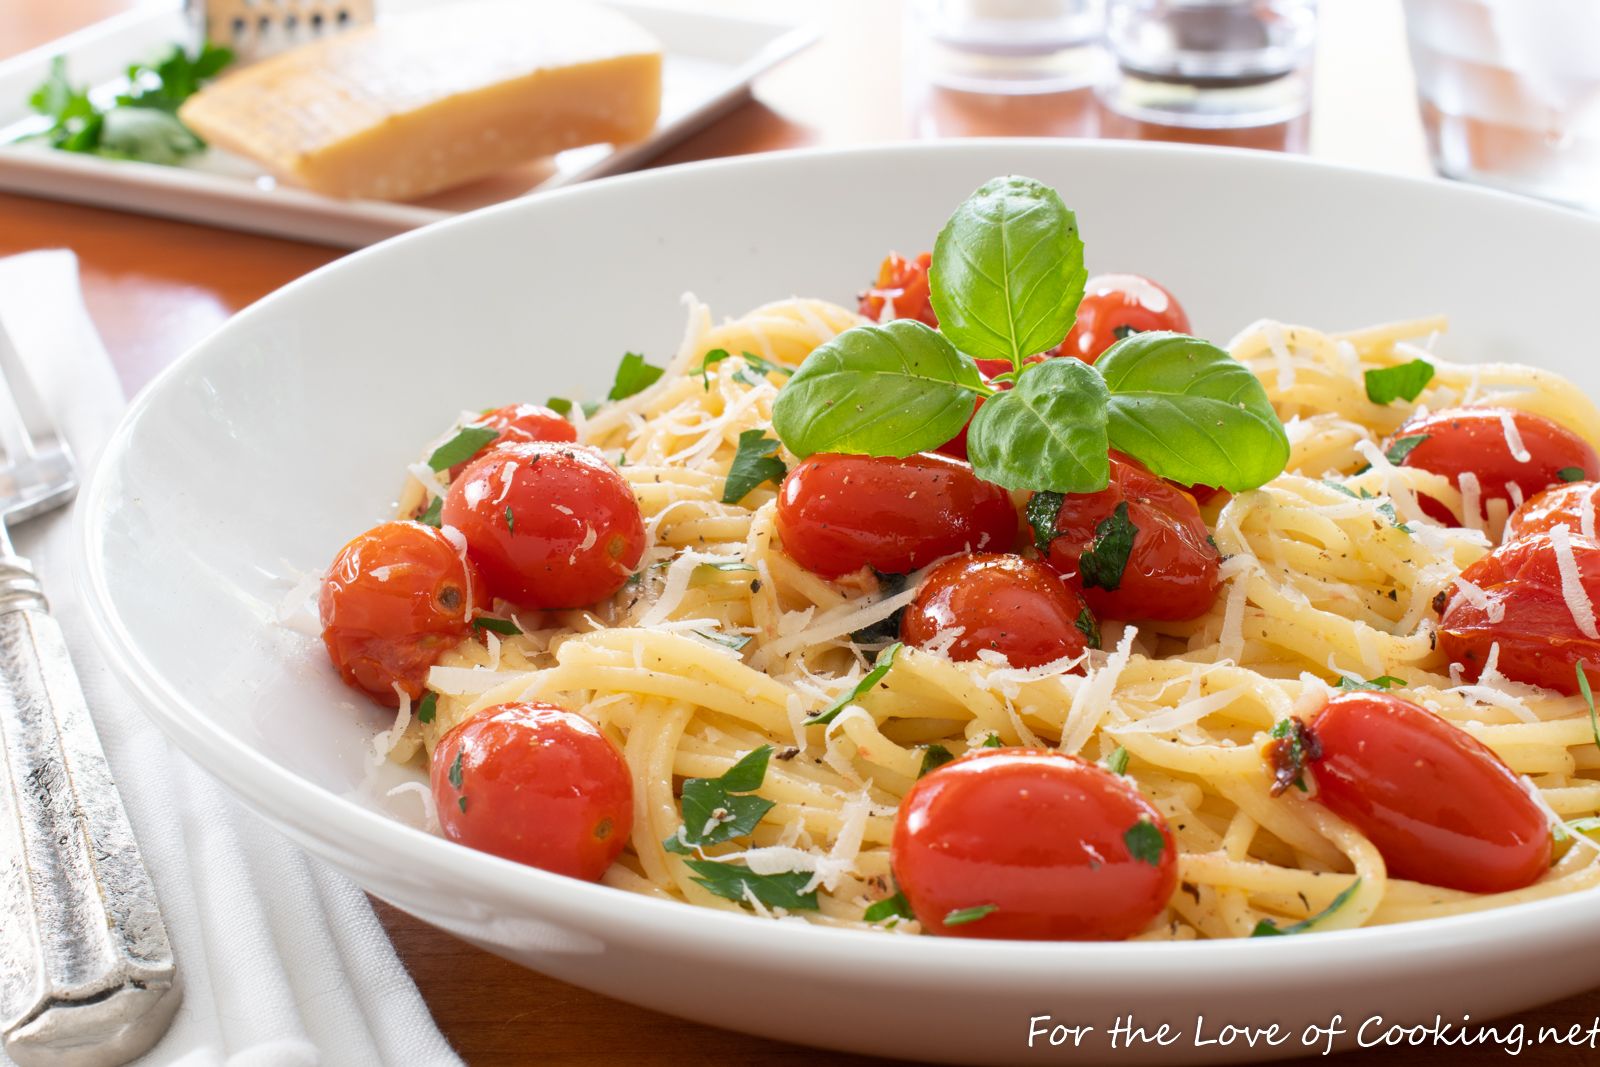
[76,138,1600,979]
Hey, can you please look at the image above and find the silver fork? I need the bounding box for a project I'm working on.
[0,323,178,1067]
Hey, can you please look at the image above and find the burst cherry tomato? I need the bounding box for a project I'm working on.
[441,442,645,609]
[1042,452,1220,621]
[445,403,577,477]
[1438,531,1600,694]
[1305,692,1551,893]
[777,453,1018,579]
[858,252,937,327]
[432,701,633,881]
[320,521,483,706]
[1061,274,1191,364]
[1504,480,1600,543]
[1382,408,1600,527]
[901,554,1094,668]
[892,749,1177,939]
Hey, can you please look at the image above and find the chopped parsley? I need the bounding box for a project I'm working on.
[1364,359,1436,405]
[1252,878,1362,936]
[1560,466,1588,483]
[1263,717,1321,796]
[863,890,915,924]
[1079,501,1138,592]
[918,744,955,778]
[1104,745,1130,776]
[1074,607,1101,650]
[685,860,818,911]
[664,745,774,853]
[607,352,665,400]
[1383,433,1429,465]
[504,506,515,533]
[693,629,753,652]
[1025,490,1064,552]
[943,904,997,926]
[806,643,901,726]
[427,425,499,471]
[472,616,521,636]
[722,429,787,505]
[981,733,1004,748]
[417,692,437,725]
[1123,819,1165,867]
[696,348,794,389]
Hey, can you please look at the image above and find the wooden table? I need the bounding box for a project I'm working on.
[2,2,1595,1065]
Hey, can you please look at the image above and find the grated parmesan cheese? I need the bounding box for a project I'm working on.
[1548,524,1599,638]
[371,685,412,766]
[1261,320,1295,391]
[1498,411,1532,462]
[1457,471,1486,532]
[1451,576,1506,624]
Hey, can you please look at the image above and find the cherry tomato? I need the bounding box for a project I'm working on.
[934,355,1045,461]
[1438,531,1600,695]
[892,749,1177,940]
[1306,692,1551,893]
[1504,480,1600,543]
[1061,274,1191,364]
[901,553,1094,668]
[445,403,577,477]
[320,521,483,706]
[1382,408,1600,527]
[441,442,645,609]
[432,701,633,881]
[777,452,1018,579]
[1042,452,1220,621]
[858,252,937,327]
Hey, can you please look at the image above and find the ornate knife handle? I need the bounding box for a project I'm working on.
[0,556,179,1066]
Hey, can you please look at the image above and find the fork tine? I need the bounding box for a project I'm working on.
[0,322,76,531]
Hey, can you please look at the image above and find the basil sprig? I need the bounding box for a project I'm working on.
[929,175,1086,370]
[768,175,1289,496]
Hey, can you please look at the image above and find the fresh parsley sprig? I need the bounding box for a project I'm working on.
[769,176,1289,496]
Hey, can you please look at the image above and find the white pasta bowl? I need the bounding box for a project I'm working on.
[78,141,1600,1065]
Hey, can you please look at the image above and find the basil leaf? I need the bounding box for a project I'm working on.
[772,320,983,459]
[698,348,792,389]
[472,616,521,635]
[417,692,437,725]
[546,396,574,416]
[1336,674,1404,692]
[864,890,914,923]
[1025,491,1064,552]
[1096,332,1289,492]
[416,497,443,527]
[1578,662,1599,752]
[918,744,955,777]
[1364,359,1435,405]
[1079,501,1137,591]
[943,903,998,926]
[447,750,464,790]
[929,175,1086,368]
[722,429,787,504]
[608,352,665,401]
[685,860,819,911]
[1384,434,1428,465]
[673,745,776,851]
[806,643,901,725]
[694,629,752,652]
[850,572,909,643]
[967,357,1110,493]
[1560,466,1587,483]
[1123,819,1165,867]
[981,733,1003,748]
[428,425,499,471]
[1075,607,1101,650]
[1251,878,1361,937]
[1104,745,1129,775]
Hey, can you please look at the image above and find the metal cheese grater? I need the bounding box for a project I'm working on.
[188,0,377,61]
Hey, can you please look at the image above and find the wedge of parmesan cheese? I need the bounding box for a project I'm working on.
[179,0,662,201]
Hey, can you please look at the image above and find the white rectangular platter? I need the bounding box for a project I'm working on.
[0,0,817,247]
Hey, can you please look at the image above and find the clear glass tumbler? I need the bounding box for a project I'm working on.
[1099,0,1318,129]
[1403,0,1600,213]
[910,0,1110,95]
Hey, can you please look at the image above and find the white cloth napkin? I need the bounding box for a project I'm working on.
[0,251,462,1067]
